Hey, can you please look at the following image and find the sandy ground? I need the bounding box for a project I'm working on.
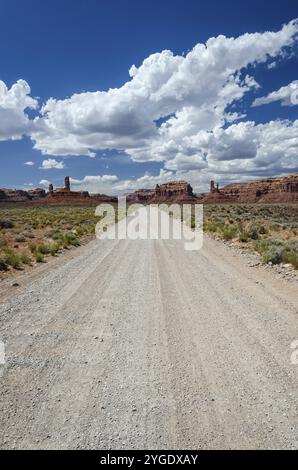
[0,229,297,449]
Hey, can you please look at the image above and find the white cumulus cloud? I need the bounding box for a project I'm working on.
[252,80,298,107]
[1,19,298,190]
[40,158,65,169]
[0,79,38,141]
[29,19,298,162]
[39,179,51,187]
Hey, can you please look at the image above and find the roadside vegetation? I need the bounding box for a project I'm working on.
[0,205,103,275]
[203,204,298,270]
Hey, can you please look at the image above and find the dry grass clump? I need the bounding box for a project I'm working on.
[203,204,298,269]
[0,204,103,274]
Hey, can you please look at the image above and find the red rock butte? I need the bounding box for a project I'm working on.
[0,176,117,204]
[127,181,197,203]
[201,173,298,203]
[0,173,298,204]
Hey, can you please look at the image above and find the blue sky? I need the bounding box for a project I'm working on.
[0,0,297,193]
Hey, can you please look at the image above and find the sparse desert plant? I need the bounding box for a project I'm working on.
[244,222,259,240]
[34,251,44,263]
[63,232,80,247]
[3,249,22,269]
[15,234,26,243]
[286,251,298,269]
[19,252,32,265]
[238,232,249,243]
[262,246,285,265]
[22,230,35,239]
[49,242,61,256]
[221,225,237,241]
[29,242,37,254]
[37,243,51,255]
[0,236,7,248]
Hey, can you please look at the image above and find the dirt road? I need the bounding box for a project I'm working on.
[0,234,297,449]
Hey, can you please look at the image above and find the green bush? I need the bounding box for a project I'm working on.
[222,225,237,241]
[34,251,44,263]
[49,242,60,256]
[3,249,22,269]
[262,246,285,265]
[29,243,37,254]
[37,243,51,255]
[238,232,249,243]
[286,251,298,269]
[19,252,32,265]
[63,232,80,247]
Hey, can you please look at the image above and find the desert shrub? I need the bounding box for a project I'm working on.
[19,252,32,265]
[254,239,291,265]
[47,230,63,240]
[0,237,7,248]
[254,238,283,254]
[34,251,44,263]
[0,219,14,229]
[286,239,298,252]
[15,234,26,243]
[63,232,80,247]
[262,246,285,265]
[49,242,60,256]
[238,232,249,243]
[3,249,22,269]
[204,222,223,233]
[29,242,37,254]
[286,251,298,269]
[22,230,35,239]
[37,243,51,255]
[244,222,259,240]
[221,225,237,241]
[73,226,84,236]
[259,225,267,235]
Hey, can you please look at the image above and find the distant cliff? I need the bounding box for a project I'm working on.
[1,173,298,204]
[0,176,117,204]
[202,173,298,203]
[127,181,196,203]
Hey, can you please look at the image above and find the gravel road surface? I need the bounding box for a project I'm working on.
[0,233,297,449]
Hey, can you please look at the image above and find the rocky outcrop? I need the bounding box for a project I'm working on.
[47,176,90,200]
[127,189,156,203]
[1,173,298,205]
[27,188,47,200]
[0,176,117,204]
[0,188,46,203]
[202,173,298,203]
[127,181,196,203]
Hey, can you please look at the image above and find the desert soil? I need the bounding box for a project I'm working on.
[0,232,297,449]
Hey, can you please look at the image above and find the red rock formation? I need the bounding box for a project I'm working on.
[127,181,196,204]
[202,173,298,203]
[126,189,156,203]
[47,176,90,200]
[27,188,46,200]
[0,188,33,202]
